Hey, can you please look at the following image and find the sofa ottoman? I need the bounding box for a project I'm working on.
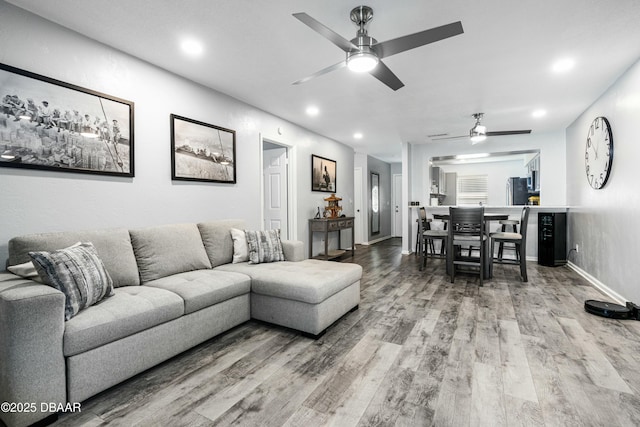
[216,260,362,337]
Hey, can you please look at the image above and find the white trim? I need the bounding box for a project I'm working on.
[259,134,296,240]
[567,261,627,305]
[361,235,393,245]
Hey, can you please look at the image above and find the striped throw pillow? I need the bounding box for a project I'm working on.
[245,229,285,264]
[29,242,114,320]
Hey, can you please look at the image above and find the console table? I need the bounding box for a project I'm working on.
[309,217,355,260]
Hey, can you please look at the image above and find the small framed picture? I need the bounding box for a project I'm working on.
[0,63,134,177]
[170,114,236,183]
[311,154,336,193]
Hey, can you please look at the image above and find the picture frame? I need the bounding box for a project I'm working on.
[0,63,134,177]
[311,154,336,193]
[170,114,236,183]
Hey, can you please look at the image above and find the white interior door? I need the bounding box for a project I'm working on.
[263,147,288,238]
[393,174,402,237]
[354,167,364,244]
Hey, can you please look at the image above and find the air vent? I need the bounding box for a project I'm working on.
[428,133,449,138]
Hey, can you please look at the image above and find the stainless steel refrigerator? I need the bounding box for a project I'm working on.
[506,177,529,205]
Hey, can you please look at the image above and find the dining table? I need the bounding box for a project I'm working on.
[431,212,509,279]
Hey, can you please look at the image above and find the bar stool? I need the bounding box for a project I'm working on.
[448,207,486,286]
[497,219,519,261]
[490,207,530,282]
[415,207,430,254]
[418,217,448,271]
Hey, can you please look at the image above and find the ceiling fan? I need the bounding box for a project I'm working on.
[432,113,532,144]
[292,6,464,91]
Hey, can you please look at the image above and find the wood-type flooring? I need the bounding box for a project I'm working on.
[53,239,640,426]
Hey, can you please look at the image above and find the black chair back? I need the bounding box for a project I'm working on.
[448,207,485,238]
[519,206,531,244]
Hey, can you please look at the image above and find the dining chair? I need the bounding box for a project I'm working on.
[447,206,486,286]
[418,215,448,271]
[414,207,430,254]
[489,206,530,282]
[497,218,520,261]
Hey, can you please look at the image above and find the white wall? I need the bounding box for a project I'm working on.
[566,57,640,302]
[0,2,354,264]
[411,130,567,206]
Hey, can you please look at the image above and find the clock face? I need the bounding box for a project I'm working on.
[584,116,613,189]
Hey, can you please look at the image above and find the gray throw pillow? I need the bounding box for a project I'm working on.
[29,242,114,320]
[245,229,285,264]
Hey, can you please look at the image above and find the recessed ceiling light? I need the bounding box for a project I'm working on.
[306,106,319,116]
[181,38,204,56]
[552,58,574,73]
[532,109,547,118]
[353,132,363,139]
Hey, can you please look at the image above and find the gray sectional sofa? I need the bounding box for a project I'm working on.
[0,219,362,427]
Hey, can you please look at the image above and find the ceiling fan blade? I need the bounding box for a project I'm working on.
[375,21,464,59]
[431,134,467,141]
[292,12,358,53]
[486,130,532,136]
[292,60,346,85]
[368,60,404,91]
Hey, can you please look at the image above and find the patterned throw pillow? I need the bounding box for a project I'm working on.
[29,242,114,320]
[245,229,285,264]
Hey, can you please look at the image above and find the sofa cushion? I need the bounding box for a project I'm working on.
[8,228,140,287]
[129,223,212,283]
[144,270,251,314]
[63,286,184,356]
[216,260,363,304]
[198,220,246,267]
[245,229,285,264]
[30,242,114,321]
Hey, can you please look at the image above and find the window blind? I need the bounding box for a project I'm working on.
[456,175,488,205]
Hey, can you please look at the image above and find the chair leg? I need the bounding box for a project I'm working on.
[497,224,506,260]
[489,239,494,278]
[518,243,528,282]
[449,242,455,283]
[479,240,484,287]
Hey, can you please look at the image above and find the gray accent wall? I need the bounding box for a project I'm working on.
[566,57,640,303]
[0,2,354,265]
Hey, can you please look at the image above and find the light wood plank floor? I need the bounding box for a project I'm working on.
[54,239,640,426]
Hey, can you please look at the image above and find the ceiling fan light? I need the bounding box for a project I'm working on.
[347,51,379,73]
[470,134,487,144]
[470,124,486,144]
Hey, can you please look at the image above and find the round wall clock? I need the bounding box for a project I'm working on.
[584,116,613,189]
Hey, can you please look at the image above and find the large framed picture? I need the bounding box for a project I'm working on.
[170,114,236,183]
[0,63,134,177]
[312,154,336,193]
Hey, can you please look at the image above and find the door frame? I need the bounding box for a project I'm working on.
[392,173,402,237]
[353,167,365,244]
[260,135,296,240]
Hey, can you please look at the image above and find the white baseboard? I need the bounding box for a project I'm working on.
[361,235,393,246]
[567,261,627,305]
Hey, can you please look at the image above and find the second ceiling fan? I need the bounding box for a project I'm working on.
[292,5,464,91]
[433,113,532,144]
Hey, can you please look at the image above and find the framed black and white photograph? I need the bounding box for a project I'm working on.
[312,154,336,193]
[0,63,134,177]
[171,114,236,183]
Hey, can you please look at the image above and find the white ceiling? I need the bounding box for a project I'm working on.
[8,0,640,163]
